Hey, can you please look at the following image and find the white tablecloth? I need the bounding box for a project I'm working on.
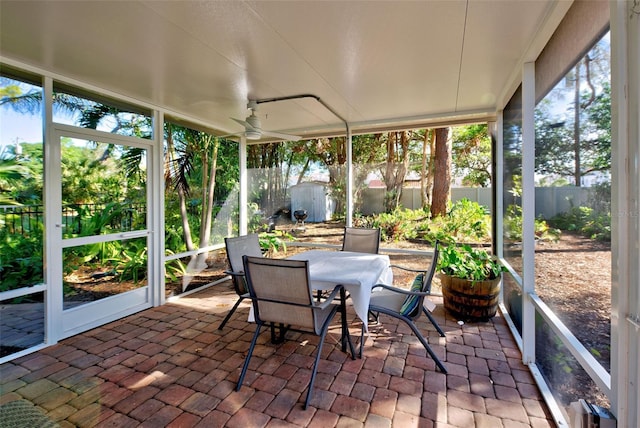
[288,250,393,330]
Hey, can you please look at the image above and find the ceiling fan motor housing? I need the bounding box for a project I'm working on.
[230,100,300,141]
[245,130,261,139]
[246,113,261,129]
[245,112,262,139]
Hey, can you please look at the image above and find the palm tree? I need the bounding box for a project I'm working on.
[1,85,88,118]
[164,124,224,285]
[0,160,28,205]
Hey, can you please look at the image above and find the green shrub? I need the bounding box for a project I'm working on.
[504,203,561,242]
[503,204,523,242]
[433,198,490,242]
[535,216,561,242]
[164,252,187,283]
[0,228,44,292]
[356,207,429,242]
[259,230,294,256]
[115,239,147,283]
[355,200,495,244]
[550,206,610,241]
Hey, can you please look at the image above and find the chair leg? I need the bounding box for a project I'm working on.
[344,323,356,360]
[218,296,244,330]
[422,307,446,337]
[339,288,356,359]
[270,323,277,343]
[304,316,334,409]
[270,323,288,344]
[406,320,447,374]
[237,323,263,390]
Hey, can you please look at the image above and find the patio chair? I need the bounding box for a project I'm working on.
[338,226,383,316]
[313,227,381,303]
[237,255,355,409]
[218,234,263,330]
[341,227,381,254]
[366,241,447,373]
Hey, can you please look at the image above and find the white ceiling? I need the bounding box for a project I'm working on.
[0,0,571,140]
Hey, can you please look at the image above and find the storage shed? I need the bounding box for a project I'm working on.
[289,182,335,223]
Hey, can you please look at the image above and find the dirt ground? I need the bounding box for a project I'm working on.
[528,233,611,408]
[533,233,611,368]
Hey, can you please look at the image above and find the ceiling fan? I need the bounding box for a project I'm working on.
[230,100,301,141]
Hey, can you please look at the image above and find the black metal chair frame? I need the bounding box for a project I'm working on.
[366,241,447,373]
[218,234,262,330]
[236,256,356,410]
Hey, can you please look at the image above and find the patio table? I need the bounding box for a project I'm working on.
[287,249,392,331]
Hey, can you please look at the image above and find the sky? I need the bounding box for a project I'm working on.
[0,77,44,155]
[0,109,42,145]
[0,110,43,158]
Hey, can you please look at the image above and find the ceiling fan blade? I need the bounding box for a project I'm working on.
[230,116,262,140]
[261,129,302,141]
[230,117,256,131]
[216,132,242,140]
[231,114,301,141]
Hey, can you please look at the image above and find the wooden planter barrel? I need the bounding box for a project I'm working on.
[439,273,501,321]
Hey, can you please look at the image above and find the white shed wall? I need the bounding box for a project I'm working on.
[290,182,335,222]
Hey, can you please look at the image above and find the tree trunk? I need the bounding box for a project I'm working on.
[166,126,195,253]
[188,135,219,275]
[384,133,396,212]
[574,60,582,187]
[427,129,436,206]
[395,131,410,208]
[421,129,435,209]
[177,186,194,252]
[296,158,310,184]
[199,135,218,248]
[430,127,451,217]
[382,132,410,212]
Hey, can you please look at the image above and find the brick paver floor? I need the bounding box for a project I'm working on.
[0,282,557,427]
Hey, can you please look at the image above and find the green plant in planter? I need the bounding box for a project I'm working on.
[437,244,506,282]
[437,243,507,321]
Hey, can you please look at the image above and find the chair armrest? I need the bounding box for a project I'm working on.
[224,270,245,278]
[389,264,428,274]
[313,284,344,310]
[371,283,432,297]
